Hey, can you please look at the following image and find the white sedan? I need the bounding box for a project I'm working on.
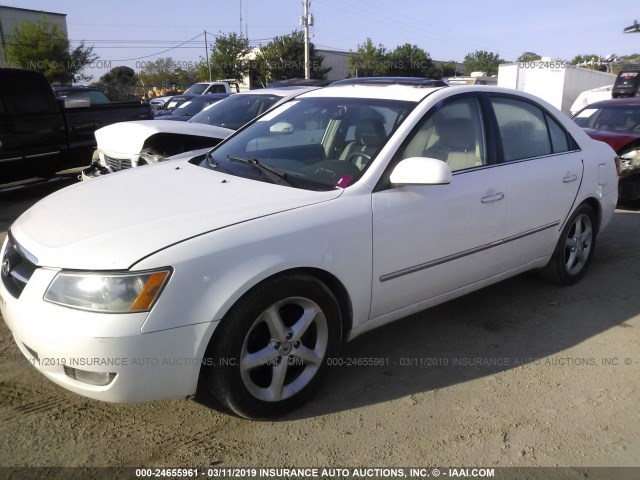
[0,80,618,418]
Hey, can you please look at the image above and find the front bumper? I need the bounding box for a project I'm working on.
[618,172,640,203]
[0,241,216,403]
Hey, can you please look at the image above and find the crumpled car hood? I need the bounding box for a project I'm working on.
[95,120,234,156]
[11,160,342,270]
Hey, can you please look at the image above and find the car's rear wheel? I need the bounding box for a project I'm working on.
[541,204,597,285]
[198,273,342,418]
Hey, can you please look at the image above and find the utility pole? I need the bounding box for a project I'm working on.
[301,0,312,79]
[204,30,211,82]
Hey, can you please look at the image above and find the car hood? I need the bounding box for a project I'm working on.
[584,128,640,153]
[95,120,234,156]
[11,160,343,270]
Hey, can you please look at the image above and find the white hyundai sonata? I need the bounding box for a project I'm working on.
[0,79,618,418]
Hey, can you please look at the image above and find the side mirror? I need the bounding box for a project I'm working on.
[270,122,294,134]
[390,157,452,186]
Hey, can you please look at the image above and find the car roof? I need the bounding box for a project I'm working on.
[235,86,320,97]
[184,93,230,101]
[332,77,447,88]
[299,82,447,102]
[297,84,571,108]
[52,85,102,93]
[585,98,640,108]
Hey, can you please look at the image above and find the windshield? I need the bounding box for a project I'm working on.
[189,93,284,130]
[194,96,415,191]
[574,104,640,133]
[172,97,223,116]
[184,84,208,95]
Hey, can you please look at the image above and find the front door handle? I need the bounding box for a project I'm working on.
[563,174,578,183]
[481,192,504,203]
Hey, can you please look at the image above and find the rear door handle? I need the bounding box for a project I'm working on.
[481,192,504,203]
[563,174,578,183]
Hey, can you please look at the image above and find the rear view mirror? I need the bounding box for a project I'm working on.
[270,122,294,134]
[390,157,452,186]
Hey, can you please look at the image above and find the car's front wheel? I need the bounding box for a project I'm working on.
[541,203,597,285]
[198,273,342,418]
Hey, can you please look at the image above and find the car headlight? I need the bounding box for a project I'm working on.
[619,149,640,173]
[138,148,167,165]
[44,269,171,313]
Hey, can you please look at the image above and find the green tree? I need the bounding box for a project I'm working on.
[3,19,97,83]
[255,30,329,84]
[463,50,503,75]
[96,66,137,87]
[199,32,251,82]
[385,43,435,77]
[348,38,387,77]
[432,61,460,78]
[137,57,198,90]
[517,52,542,62]
[91,66,139,101]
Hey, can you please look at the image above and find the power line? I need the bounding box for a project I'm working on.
[110,32,205,62]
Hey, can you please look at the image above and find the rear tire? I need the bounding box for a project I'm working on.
[198,273,342,418]
[540,204,597,285]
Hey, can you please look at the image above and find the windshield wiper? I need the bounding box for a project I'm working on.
[204,150,219,169]
[227,155,292,186]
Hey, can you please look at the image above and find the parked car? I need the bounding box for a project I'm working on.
[154,93,230,121]
[1,80,618,419]
[0,68,152,184]
[153,94,198,117]
[572,98,640,202]
[147,90,182,111]
[82,87,317,179]
[612,68,640,99]
[569,85,613,116]
[183,80,239,95]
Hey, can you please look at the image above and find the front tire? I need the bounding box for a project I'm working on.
[540,204,597,285]
[198,273,342,418]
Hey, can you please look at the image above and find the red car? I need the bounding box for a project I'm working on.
[573,98,640,203]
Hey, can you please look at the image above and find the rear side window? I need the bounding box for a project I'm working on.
[491,97,551,161]
[3,74,57,115]
[546,114,570,153]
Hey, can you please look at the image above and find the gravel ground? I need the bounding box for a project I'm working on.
[0,176,638,474]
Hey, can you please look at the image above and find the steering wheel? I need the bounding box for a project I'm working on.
[347,151,372,166]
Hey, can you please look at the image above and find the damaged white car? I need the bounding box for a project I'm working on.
[82,87,316,180]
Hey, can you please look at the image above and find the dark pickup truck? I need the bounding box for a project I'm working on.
[0,68,152,184]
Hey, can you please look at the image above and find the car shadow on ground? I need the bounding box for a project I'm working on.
[283,210,639,420]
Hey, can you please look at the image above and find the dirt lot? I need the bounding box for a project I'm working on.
[0,176,639,473]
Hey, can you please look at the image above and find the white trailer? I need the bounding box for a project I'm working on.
[498,62,615,114]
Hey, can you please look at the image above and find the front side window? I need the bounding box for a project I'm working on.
[197,97,415,190]
[398,96,487,171]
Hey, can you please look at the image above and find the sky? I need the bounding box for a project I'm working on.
[1,0,639,80]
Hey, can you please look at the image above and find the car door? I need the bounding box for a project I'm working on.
[0,93,24,175]
[487,95,583,271]
[370,95,507,319]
